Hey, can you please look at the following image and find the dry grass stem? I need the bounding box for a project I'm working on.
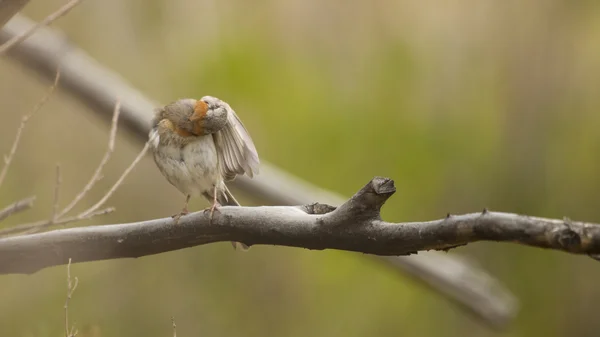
[64,258,79,337]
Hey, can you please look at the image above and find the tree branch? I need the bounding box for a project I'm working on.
[376,253,517,328]
[1,14,518,328]
[1,177,598,277]
[0,68,60,189]
[0,77,121,237]
[58,100,120,218]
[0,0,29,29]
[0,0,85,55]
[0,195,35,221]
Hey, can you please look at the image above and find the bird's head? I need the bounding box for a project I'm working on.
[192,96,229,134]
[158,97,229,137]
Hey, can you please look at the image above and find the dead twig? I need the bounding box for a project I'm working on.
[0,101,124,236]
[171,317,177,337]
[58,100,121,218]
[0,69,60,189]
[0,196,36,222]
[0,0,85,55]
[64,258,79,337]
[78,135,153,218]
[52,163,62,223]
[0,207,115,236]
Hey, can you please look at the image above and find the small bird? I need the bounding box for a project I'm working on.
[149,96,260,250]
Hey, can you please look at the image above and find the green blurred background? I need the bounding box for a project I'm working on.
[2,0,600,336]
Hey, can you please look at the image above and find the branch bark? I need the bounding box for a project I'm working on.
[1,177,599,274]
[1,14,517,328]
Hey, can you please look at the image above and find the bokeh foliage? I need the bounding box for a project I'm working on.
[1,1,600,336]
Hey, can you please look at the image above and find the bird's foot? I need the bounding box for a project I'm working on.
[203,201,222,224]
[171,208,189,224]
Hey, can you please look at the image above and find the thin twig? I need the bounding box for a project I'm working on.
[0,100,120,236]
[0,207,114,236]
[78,137,153,218]
[58,100,121,218]
[0,70,60,189]
[0,0,85,55]
[64,258,79,337]
[52,164,62,223]
[0,196,36,222]
[24,207,114,235]
[171,317,177,337]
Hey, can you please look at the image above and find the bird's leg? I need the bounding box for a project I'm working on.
[182,194,191,214]
[207,189,238,250]
[203,186,222,224]
[201,187,247,251]
[209,185,221,223]
[172,194,191,224]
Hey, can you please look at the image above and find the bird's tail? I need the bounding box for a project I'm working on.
[218,185,250,251]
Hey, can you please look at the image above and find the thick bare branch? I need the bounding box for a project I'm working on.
[376,253,518,327]
[1,15,155,135]
[0,0,84,55]
[0,14,517,328]
[1,177,598,276]
[0,0,29,29]
[0,195,35,221]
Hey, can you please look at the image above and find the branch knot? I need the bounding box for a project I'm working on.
[371,177,396,195]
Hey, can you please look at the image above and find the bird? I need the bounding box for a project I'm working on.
[148,96,260,250]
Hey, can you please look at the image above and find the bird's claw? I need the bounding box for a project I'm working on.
[171,209,189,225]
[203,202,222,224]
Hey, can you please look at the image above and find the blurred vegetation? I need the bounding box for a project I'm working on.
[1,0,600,336]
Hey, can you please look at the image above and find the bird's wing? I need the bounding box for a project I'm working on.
[213,103,260,181]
